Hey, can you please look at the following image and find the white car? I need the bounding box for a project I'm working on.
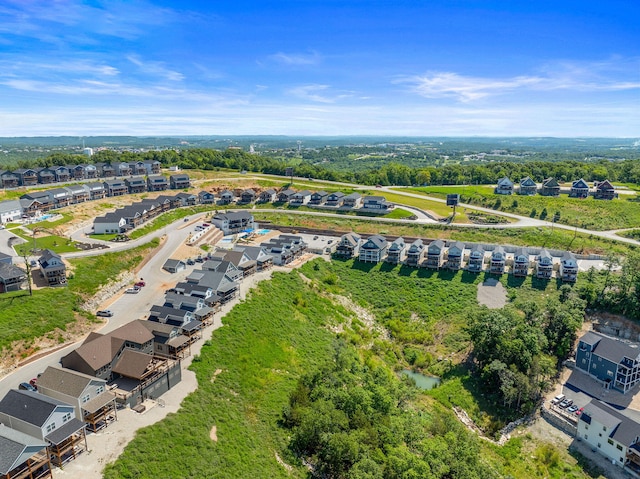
[125,286,140,294]
[550,394,565,405]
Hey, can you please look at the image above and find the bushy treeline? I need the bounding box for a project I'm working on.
[283,341,499,479]
[577,252,640,320]
[469,287,585,415]
[9,148,640,187]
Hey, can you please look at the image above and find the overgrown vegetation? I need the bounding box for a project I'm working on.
[105,263,598,478]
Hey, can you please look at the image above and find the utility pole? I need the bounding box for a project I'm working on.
[21,253,33,296]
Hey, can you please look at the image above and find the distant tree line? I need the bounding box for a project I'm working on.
[7,148,640,187]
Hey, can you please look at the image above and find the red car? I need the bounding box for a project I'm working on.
[135,281,146,287]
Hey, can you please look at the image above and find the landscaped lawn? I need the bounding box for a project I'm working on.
[12,229,81,255]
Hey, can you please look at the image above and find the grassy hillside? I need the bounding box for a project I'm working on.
[407,185,640,230]
[104,261,603,479]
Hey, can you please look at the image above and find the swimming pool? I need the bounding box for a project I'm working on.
[256,229,271,235]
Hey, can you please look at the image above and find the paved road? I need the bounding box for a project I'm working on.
[0,223,201,400]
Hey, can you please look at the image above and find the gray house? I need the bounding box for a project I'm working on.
[163,259,187,273]
[38,250,66,286]
[446,241,465,271]
[536,249,554,279]
[0,424,51,479]
[358,235,388,263]
[0,263,26,293]
[518,177,537,196]
[512,248,529,277]
[386,237,406,264]
[406,239,425,267]
[467,245,485,273]
[494,177,514,195]
[335,233,361,258]
[425,240,445,269]
[560,251,578,283]
[490,246,506,275]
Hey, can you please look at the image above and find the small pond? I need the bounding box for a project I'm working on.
[400,369,441,390]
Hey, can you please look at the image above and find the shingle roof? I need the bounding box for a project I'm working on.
[0,389,71,427]
[112,350,153,379]
[582,331,640,365]
[37,366,102,398]
[0,263,25,281]
[580,399,640,445]
[108,320,155,345]
[45,418,85,446]
[0,424,47,475]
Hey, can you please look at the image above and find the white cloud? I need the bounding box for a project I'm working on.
[127,55,184,82]
[399,59,640,102]
[268,51,321,66]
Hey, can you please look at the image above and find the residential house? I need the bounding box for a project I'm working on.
[425,239,445,269]
[0,424,52,479]
[576,331,640,394]
[36,366,117,432]
[490,246,506,274]
[143,160,161,175]
[239,189,256,204]
[124,176,147,194]
[512,248,530,277]
[209,249,257,276]
[52,166,70,183]
[211,211,255,235]
[0,263,26,293]
[358,235,388,263]
[0,390,86,466]
[559,251,578,283]
[309,191,329,205]
[20,191,54,213]
[217,189,235,205]
[84,182,106,200]
[233,245,273,271]
[0,170,20,188]
[290,190,312,205]
[93,212,126,235]
[386,237,406,264]
[467,245,485,273]
[38,250,66,286]
[258,189,276,203]
[169,173,190,189]
[83,164,98,179]
[115,162,131,177]
[595,180,616,200]
[495,177,514,195]
[276,188,296,203]
[148,305,200,336]
[577,399,640,469]
[13,168,38,186]
[343,192,362,208]
[186,270,239,304]
[163,259,186,273]
[260,235,307,265]
[540,177,561,197]
[173,282,215,304]
[0,252,11,265]
[164,292,206,312]
[129,161,147,176]
[174,192,197,207]
[570,178,590,198]
[198,190,216,204]
[37,167,56,184]
[103,179,128,197]
[406,239,425,267]
[64,184,90,204]
[201,259,243,282]
[47,188,71,209]
[335,232,361,258]
[139,321,193,359]
[69,164,86,180]
[326,191,345,207]
[96,163,115,178]
[446,241,465,271]
[536,249,554,279]
[0,199,22,223]
[362,196,391,210]
[518,176,538,196]
[147,175,169,191]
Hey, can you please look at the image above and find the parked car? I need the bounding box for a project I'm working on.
[195,256,204,263]
[551,394,565,405]
[135,281,146,287]
[125,287,140,294]
[29,378,38,388]
[186,258,195,265]
[575,407,584,416]
[96,310,113,317]
[19,382,37,392]
[184,217,189,222]
[559,399,573,408]
[567,405,579,414]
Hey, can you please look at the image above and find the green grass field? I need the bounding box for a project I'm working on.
[405,185,640,231]
[12,229,81,255]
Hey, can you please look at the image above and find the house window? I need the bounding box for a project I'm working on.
[603,426,607,432]
[584,434,588,439]
[46,422,56,433]
[96,386,104,394]
[598,443,601,448]
[608,439,614,445]
[617,444,623,451]
[82,394,90,403]
[585,425,589,430]
[63,413,71,423]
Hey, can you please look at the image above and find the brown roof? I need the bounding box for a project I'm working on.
[107,320,154,345]
[82,391,116,414]
[73,335,125,371]
[36,366,104,397]
[112,350,153,379]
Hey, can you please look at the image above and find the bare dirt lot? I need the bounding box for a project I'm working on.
[476,277,508,309]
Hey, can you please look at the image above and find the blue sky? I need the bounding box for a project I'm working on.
[0,0,638,137]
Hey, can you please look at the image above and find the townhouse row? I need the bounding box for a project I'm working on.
[0,161,164,189]
[336,233,579,282]
[0,174,190,224]
[496,177,617,199]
